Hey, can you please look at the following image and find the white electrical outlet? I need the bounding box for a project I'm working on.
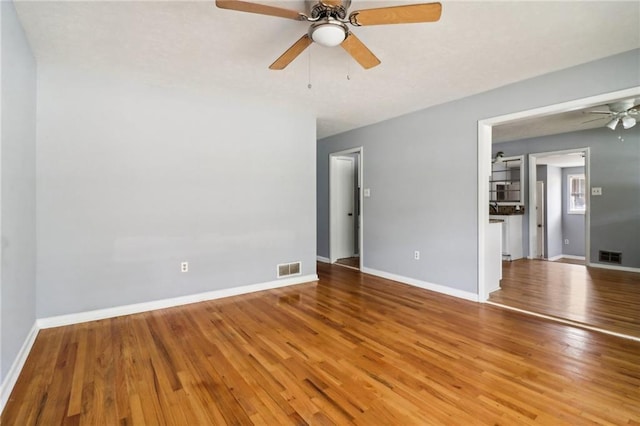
[591,187,602,196]
[414,251,420,260]
[564,239,569,245]
[181,261,188,272]
[364,188,371,198]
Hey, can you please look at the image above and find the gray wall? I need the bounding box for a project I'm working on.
[318,49,640,294]
[495,125,639,268]
[562,166,586,257]
[36,66,316,318]
[1,1,37,381]
[546,166,563,259]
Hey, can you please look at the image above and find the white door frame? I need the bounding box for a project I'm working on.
[528,148,589,262]
[535,181,545,259]
[329,147,364,269]
[477,86,640,302]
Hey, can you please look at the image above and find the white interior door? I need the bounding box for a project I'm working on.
[536,181,545,258]
[330,156,355,262]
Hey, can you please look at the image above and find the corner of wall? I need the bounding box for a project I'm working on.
[0,323,39,414]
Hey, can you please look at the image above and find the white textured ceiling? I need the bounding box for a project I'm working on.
[536,152,585,168]
[493,97,640,143]
[13,0,640,138]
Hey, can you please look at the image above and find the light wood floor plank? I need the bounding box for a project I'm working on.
[2,262,640,424]
[489,259,640,338]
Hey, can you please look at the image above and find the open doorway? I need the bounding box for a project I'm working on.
[478,86,639,301]
[477,87,640,340]
[529,149,588,264]
[329,148,363,270]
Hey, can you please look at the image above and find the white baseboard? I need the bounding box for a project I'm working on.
[1,323,39,413]
[316,256,331,263]
[547,254,585,261]
[588,263,640,273]
[561,255,585,260]
[37,274,318,329]
[361,267,478,302]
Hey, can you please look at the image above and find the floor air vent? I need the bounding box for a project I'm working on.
[277,261,301,278]
[599,250,622,264]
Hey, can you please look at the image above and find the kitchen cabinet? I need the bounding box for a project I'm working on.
[490,215,523,260]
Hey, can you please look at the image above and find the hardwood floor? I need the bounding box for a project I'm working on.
[552,257,585,266]
[3,262,640,424]
[489,259,640,339]
[335,256,360,269]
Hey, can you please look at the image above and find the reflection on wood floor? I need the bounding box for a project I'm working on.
[335,256,360,269]
[489,259,640,339]
[552,257,585,266]
[3,262,639,424]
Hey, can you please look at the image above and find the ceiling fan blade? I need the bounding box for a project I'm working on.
[269,34,312,70]
[341,32,381,69]
[216,0,305,21]
[349,3,442,26]
[581,117,608,124]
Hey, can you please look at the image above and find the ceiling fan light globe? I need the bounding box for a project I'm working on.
[622,116,636,129]
[310,22,346,47]
[606,118,620,130]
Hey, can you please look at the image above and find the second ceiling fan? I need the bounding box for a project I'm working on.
[216,0,442,70]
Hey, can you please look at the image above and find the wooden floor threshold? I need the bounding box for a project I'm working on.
[331,262,359,271]
[486,301,640,342]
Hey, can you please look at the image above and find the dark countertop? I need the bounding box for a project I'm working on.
[489,205,525,215]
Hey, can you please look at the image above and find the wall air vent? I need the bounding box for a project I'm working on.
[599,250,622,264]
[277,261,302,278]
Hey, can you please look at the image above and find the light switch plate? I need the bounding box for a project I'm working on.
[364,188,371,198]
[591,187,602,196]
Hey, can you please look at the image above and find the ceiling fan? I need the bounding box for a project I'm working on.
[584,99,639,130]
[215,0,442,70]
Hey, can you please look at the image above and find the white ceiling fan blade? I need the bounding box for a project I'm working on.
[581,117,608,124]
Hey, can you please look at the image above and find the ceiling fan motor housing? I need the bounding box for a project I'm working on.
[307,0,350,20]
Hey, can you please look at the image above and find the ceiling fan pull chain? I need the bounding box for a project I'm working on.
[346,55,351,80]
[308,47,313,89]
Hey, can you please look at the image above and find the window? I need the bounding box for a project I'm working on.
[568,174,586,214]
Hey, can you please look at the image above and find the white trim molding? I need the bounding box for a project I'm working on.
[548,255,586,262]
[361,267,478,302]
[37,274,319,329]
[316,256,331,263]
[1,323,39,413]
[487,301,640,342]
[561,255,586,260]
[588,263,640,274]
